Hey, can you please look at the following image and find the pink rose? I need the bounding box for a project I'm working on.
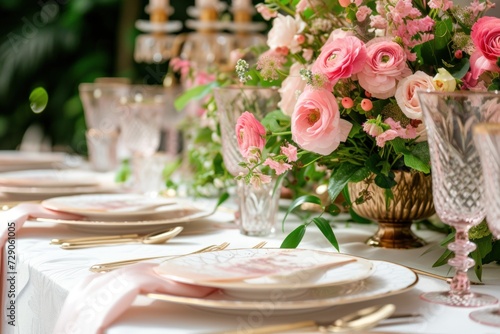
[267,14,304,54]
[357,38,412,99]
[279,63,307,116]
[376,130,399,147]
[395,71,435,120]
[471,17,500,62]
[291,88,353,155]
[469,17,500,80]
[235,112,266,159]
[312,36,368,88]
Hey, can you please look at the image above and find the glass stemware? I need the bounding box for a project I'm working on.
[117,85,169,194]
[417,90,500,307]
[213,86,281,235]
[470,122,500,326]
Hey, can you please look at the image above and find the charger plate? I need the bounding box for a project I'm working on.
[148,260,417,314]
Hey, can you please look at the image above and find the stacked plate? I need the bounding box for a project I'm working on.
[0,151,68,172]
[149,248,418,314]
[0,169,114,198]
[39,193,214,233]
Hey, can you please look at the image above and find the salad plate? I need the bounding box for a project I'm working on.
[0,151,67,171]
[154,249,374,293]
[0,169,101,187]
[149,260,417,314]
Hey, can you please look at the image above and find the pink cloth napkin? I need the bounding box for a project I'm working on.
[1,203,81,329]
[53,262,216,334]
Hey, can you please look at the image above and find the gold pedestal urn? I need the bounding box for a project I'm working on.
[347,171,435,249]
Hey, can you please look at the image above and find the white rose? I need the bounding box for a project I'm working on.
[433,68,457,92]
[267,14,303,53]
[395,71,435,120]
[278,63,307,116]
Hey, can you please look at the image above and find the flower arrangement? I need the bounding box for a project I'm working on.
[231,0,499,261]
[171,0,500,277]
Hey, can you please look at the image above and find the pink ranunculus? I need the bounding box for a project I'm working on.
[235,112,266,159]
[279,63,307,116]
[281,143,298,162]
[395,71,435,120]
[312,36,367,87]
[267,14,305,54]
[291,88,353,155]
[357,38,412,99]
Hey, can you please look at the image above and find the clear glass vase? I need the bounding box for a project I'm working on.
[238,177,282,237]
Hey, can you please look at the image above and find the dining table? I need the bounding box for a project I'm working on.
[1,166,500,334]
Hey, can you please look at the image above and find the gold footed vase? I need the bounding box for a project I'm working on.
[347,171,435,249]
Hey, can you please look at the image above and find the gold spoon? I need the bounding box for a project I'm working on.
[60,226,184,249]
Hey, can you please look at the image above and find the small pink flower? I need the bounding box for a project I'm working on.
[281,143,298,162]
[250,173,272,188]
[267,14,304,54]
[235,112,266,159]
[385,118,417,139]
[356,6,372,22]
[428,0,453,11]
[255,4,277,21]
[363,121,385,137]
[302,49,314,61]
[291,88,353,155]
[294,34,306,44]
[357,38,411,99]
[376,130,399,147]
[338,0,351,7]
[263,158,292,175]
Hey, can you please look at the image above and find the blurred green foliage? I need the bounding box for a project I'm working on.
[0,0,193,153]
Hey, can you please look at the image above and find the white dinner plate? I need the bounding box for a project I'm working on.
[155,249,374,293]
[0,151,67,171]
[0,169,101,187]
[36,201,214,233]
[42,193,178,218]
[149,260,417,314]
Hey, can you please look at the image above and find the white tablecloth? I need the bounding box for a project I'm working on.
[3,201,500,334]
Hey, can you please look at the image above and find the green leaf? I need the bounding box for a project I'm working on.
[433,249,453,267]
[489,78,500,91]
[324,203,341,216]
[471,249,483,281]
[365,154,382,174]
[403,154,430,173]
[261,110,290,132]
[328,163,363,201]
[433,19,453,50]
[348,207,373,224]
[280,224,306,248]
[174,82,217,111]
[391,138,410,154]
[348,166,371,183]
[450,58,470,80]
[282,195,323,229]
[115,160,131,183]
[29,87,49,113]
[312,217,339,251]
[374,171,396,189]
[213,192,230,212]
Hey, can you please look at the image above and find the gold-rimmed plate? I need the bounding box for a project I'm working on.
[148,260,417,314]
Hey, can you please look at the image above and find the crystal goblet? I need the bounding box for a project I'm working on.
[417,90,500,307]
[470,122,500,326]
[117,85,170,194]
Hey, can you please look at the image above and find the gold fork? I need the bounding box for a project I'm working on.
[89,242,230,273]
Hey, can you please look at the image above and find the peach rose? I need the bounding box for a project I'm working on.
[395,71,435,120]
[279,63,307,116]
[312,36,368,87]
[357,38,411,99]
[291,88,352,155]
[235,112,266,159]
